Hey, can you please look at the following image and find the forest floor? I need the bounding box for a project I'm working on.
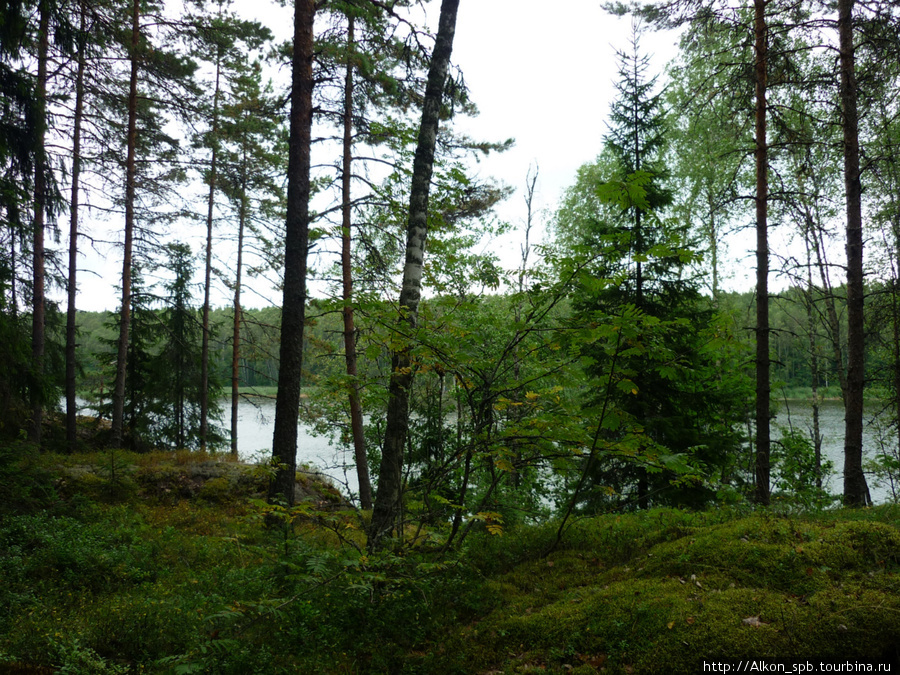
[1,444,899,674]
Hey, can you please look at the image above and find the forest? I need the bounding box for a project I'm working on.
[3,0,900,672]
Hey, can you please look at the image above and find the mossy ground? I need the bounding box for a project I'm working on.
[430,509,900,674]
[2,446,900,674]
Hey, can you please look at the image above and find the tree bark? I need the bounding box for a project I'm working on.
[368,0,460,548]
[753,0,771,506]
[30,0,49,446]
[269,0,315,506]
[838,0,869,506]
[340,15,373,510]
[112,0,140,448]
[231,164,247,459]
[803,228,823,489]
[66,0,87,454]
[201,48,223,453]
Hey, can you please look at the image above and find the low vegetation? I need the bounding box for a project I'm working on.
[1,441,899,674]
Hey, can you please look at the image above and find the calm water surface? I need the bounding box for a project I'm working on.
[74,397,899,505]
[775,399,897,504]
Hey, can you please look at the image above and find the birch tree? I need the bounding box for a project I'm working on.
[368,0,461,548]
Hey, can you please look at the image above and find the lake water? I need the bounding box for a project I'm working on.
[230,397,361,499]
[774,398,898,504]
[71,396,359,500]
[73,396,899,505]
[236,397,899,505]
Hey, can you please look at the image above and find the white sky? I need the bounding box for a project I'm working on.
[68,0,701,313]
[450,0,686,276]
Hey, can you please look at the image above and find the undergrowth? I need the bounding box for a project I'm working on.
[1,446,899,674]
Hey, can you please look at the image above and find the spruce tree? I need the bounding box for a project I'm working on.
[154,242,221,450]
[561,23,745,510]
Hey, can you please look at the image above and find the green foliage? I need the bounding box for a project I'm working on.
[0,440,58,515]
[771,426,836,509]
[6,453,900,674]
[558,176,750,511]
[90,246,225,451]
[431,508,900,674]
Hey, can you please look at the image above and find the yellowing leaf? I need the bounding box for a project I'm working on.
[494,458,516,473]
[486,523,504,536]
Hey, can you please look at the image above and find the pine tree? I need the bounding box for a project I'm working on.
[217,60,285,457]
[184,0,272,452]
[270,0,316,506]
[108,0,198,448]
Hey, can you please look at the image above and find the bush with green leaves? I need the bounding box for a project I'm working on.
[772,426,835,508]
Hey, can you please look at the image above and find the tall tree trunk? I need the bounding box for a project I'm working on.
[30,0,49,446]
[201,48,223,453]
[368,0,460,549]
[753,0,771,505]
[340,15,373,509]
[803,228,823,489]
[112,0,140,448]
[231,166,247,458]
[269,0,315,506]
[838,0,869,506]
[65,0,87,454]
[810,216,849,401]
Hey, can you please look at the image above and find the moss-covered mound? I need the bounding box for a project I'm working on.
[46,450,345,507]
[428,508,900,674]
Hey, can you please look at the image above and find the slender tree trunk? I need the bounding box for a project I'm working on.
[269,0,315,506]
[201,49,223,453]
[838,0,869,506]
[66,1,87,454]
[810,218,848,400]
[368,0,460,548]
[112,0,141,448]
[890,268,900,493]
[511,164,538,491]
[803,230,823,489]
[707,190,719,303]
[635,204,649,509]
[10,224,18,320]
[753,0,771,505]
[30,0,49,446]
[340,15,373,509]
[231,168,247,458]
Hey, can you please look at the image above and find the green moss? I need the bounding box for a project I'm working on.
[6,455,900,674]
[432,510,900,674]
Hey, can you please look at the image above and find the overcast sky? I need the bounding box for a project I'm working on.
[71,0,695,312]
[453,1,674,219]
[448,0,685,274]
